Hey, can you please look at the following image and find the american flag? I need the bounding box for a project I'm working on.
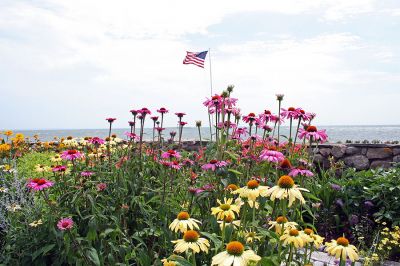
[183,51,208,68]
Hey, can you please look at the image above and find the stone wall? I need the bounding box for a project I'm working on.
[312,144,400,170]
[179,141,400,170]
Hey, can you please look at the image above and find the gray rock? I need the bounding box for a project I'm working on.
[367,148,393,159]
[313,154,330,168]
[319,148,331,157]
[361,148,367,155]
[331,145,347,158]
[393,155,400,163]
[346,146,361,155]
[394,148,400,156]
[344,155,370,170]
[370,160,392,169]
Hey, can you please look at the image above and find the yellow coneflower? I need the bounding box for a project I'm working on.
[244,229,262,244]
[35,164,51,173]
[212,241,261,266]
[325,236,359,262]
[171,230,210,254]
[232,179,269,201]
[51,154,62,163]
[268,216,298,234]
[303,228,324,248]
[265,175,309,206]
[280,229,306,248]
[160,258,177,266]
[211,198,240,220]
[0,143,11,153]
[4,130,13,137]
[29,219,43,227]
[169,211,201,233]
[217,215,240,231]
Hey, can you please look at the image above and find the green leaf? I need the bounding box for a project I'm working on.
[32,244,55,261]
[86,247,101,266]
[167,255,192,266]
[201,231,222,250]
[228,169,243,175]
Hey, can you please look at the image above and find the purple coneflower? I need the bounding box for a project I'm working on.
[289,167,314,177]
[27,178,54,191]
[201,159,228,171]
[97,183,107,191]
[57,217,74,230]
[259,149,285,163]
[80,171,94,177]
[161,150,182,159]
[106,118,116,123]
[89,137,105,145]
[298,126,328,143]
[61,150,83,161]
[157,107,169,114]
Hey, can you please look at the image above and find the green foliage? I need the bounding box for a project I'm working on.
[17,151,55,178]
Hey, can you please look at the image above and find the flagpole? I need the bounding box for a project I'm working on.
[208,48,213,96]
[208,48,214,141]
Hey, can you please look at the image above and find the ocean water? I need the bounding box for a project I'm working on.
[10,125,400,143]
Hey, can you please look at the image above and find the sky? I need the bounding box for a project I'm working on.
[0,0,399,130]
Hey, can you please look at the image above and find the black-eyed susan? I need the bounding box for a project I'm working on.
[211,241,261,266]
[211,198,240,220]
[171,230,210,254]
[232,179,269,201]
[325,236,359,262]
[280,229,306,248]
[268,216,298,234]
[265,175,309,206]
[169,211,201,233]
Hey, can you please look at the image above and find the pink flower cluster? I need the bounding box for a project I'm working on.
[27,178,54,191]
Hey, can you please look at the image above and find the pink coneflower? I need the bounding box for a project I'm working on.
[281,107,301,119]
[80,171,94,177]
[175,112,186,118]
[52,165,67,172]
[182,158,194,166]
[201,160,228,171]
[289,167,314,177]
[169,160,182,170]
[139,107,151,115]
[161,150,182,159]
[298,126,328,143]
[106,118,116,123]
[61,150,83,161]
[124,132,138,140]
[170,131,177,137]
[130,109,139,115]
[157,107,169,114]
[97,183,107,191]
[242,112,257,123]
[235,127,248,137]
[155,127,165,132]
[297,109,312,121]
[89,137,105,145]
[128,121,135,126]
[27,178,54,191]
[57,217,74,231]
[151,116,159,122]
[180,121,187,126]
[259,149,285,163]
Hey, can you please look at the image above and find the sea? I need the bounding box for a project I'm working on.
[10,125,400,143]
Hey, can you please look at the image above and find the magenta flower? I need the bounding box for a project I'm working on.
[161,150,182,159]
[80,171,94,177]
[97,183,107,191]
[52,165,67,172]
[280,107,301,119]
[57,217,74,231]
[89,137,105,145]
[27,178,54,191]
[106,118,116,123]
[259,149,285,163]
[130,109,139,115]
[298,126,328,143]
[170,131,177,137]
[175,112,186,118]
[179,121,187,126]
[128,121,135,126]
[157,107,169,114]
[242,112,257,123]
[155,127,165,132]
[168,161,182,170]
[201,160,228,171]
[61,150,83,161]
[150,116,159,122]
[139,107,151,115]
[289,168,314,177]
[124,132,138,140]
